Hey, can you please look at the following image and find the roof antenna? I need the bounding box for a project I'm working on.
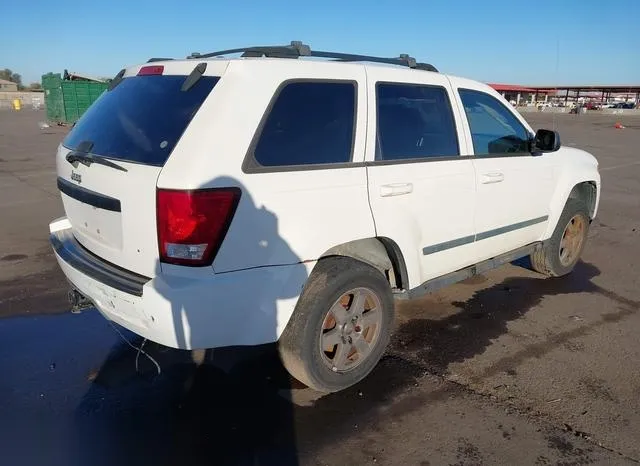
[553,36,559,132]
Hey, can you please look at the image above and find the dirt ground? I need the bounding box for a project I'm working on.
[1,109,639,465]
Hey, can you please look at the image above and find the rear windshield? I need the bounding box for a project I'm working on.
[63,75,219,166]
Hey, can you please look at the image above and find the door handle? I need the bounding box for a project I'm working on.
[380,183,413,197]
[481,172,505,184]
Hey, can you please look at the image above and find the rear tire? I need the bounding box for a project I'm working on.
[279,256,394,393]
[531,198,590,277]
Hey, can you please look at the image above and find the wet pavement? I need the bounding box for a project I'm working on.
[2,309,631,466]
[0,111,67,317]
[1,310,301,466]
[1,109,640,465]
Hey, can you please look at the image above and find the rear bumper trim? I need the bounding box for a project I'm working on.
[50,228,150,297]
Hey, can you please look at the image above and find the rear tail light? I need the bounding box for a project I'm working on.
[157,188,241,266]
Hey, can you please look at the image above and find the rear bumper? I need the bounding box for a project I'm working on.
[49,217,311,350]
[50,221,149,297]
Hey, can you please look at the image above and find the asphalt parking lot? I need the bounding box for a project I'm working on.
[1,109,639,465]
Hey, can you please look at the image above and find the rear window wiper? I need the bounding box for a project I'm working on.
[66,151,128,172]
[181,62,207,91]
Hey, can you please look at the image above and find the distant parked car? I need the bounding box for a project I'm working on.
[611,102,635,109]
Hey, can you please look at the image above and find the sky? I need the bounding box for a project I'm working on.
[1,0,638,86]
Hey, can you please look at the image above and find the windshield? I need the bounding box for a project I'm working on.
[63,75,219,166]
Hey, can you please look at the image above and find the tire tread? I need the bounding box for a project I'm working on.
[278,256,393,392]
[530,198,589,277]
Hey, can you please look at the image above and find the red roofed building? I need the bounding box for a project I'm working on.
[489,84,537,93]
[488,83,553,106]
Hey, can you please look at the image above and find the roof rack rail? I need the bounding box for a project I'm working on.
[187,41,438,72]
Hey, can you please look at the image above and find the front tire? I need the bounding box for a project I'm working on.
[279,256,394,393]
[531,198,590,277]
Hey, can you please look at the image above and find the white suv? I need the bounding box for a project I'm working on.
[50,42,600,392]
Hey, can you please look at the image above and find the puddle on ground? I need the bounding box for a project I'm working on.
[1,254,28,262]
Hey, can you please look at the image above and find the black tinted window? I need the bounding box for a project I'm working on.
[253,81,356,167]
[459,89,530,155]
[63,75,218,166]
[376,83,459,161]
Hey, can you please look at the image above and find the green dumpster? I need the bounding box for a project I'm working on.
[42,72,108,124]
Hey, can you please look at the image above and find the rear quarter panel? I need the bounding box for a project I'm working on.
[158,60,376,273]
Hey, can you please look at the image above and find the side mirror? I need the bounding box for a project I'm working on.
[532,129,561,153]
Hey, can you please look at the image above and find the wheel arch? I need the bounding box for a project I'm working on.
[318,237,409,292]
[568,181,598,218]
[545,180,599,238]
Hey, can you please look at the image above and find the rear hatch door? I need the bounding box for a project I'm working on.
[56,65,219,277]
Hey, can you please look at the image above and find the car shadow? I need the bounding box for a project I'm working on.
[73,176,311,466]
[72,340,301,465]
[68,174,443,466]
[392,261,640,378]
[68,331,428,466]
[65,217,640,465]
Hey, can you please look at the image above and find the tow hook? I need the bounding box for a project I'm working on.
[68,289,92,313]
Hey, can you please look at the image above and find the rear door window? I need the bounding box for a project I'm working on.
[250,81,356,168]
[63,75,218,166]
[376,83,459,161]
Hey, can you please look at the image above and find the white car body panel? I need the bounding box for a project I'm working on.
[159,60,375,273]
[543,147,600,238]
[363,66,478,287]
[55,60,231,278]
[56,152,163,277]
[49,57,601,350]
[471,153,557,260]
[448,76,559,260]
[50,218,314,349]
